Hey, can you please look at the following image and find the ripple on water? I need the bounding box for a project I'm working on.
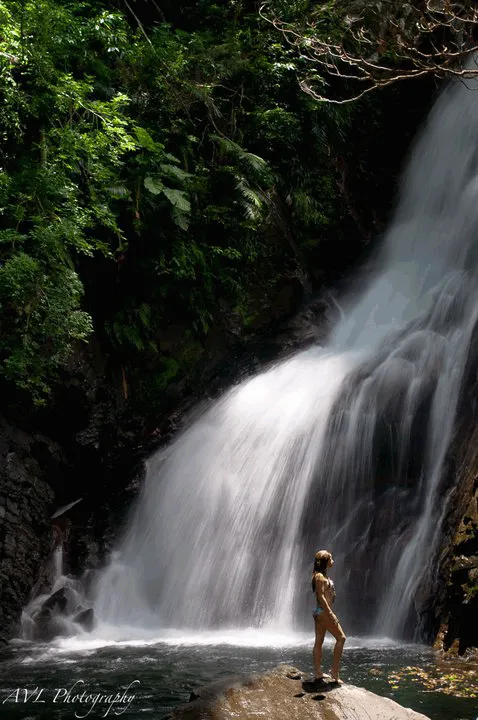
[0,637,476,720]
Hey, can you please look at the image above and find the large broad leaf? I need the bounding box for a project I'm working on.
[144,176,164,195]
[135,127,158,151]
[160,163,192,183]
[171,208,189,231]
[138,302,151,328]
[162,187,191,214]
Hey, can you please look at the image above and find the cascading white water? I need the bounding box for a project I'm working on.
[94,73,478,640]
[21,547,91,640]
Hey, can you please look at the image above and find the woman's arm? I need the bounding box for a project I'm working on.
[316,574,338,623]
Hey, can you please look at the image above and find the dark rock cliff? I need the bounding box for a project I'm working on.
[427,327,478,656]
[0,417,55,644]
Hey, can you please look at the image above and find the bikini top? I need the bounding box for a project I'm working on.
[315,573,334,585]
[314,574,335,597]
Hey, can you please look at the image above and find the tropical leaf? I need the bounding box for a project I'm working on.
[163,152,181,164]
[235,176,263,220]
[144,176,164,195]
[134,126,157,151]
[172,208,190,231]
[160,163,192,183]
[211,134,273,183]
[107,185,130,198]
[162,187,191,214]
[137,302,151,328]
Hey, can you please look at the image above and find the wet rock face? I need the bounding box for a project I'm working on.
[433,479,478,656]
[73,607,95,632]
[167,664,431,720]
[28,589,96,642]
[31,587,69,642]
[0,335,144,648]
[0,417,55,647]
[427,321,478,654]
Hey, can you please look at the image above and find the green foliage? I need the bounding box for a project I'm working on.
[0,0,356,408]
[0,0,142,398]
[0,252,92,400]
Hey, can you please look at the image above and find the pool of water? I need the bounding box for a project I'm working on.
[0,629,476,719]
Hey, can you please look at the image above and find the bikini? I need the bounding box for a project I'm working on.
[313,577,335,617]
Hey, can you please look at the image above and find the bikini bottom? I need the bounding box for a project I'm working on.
[313,606,324,617]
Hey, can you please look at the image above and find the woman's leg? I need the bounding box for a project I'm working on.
[313,616,326,679]
[320,614,346,682]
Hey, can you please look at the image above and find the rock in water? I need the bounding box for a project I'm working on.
[73,607,95,632]
[169,665,430,720]
[40,587,68,614]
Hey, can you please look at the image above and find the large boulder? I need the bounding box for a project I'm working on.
[73,607,95,632]
[167,664,430,720]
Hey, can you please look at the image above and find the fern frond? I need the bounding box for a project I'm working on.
[235,176,264,221]
[211,134,273,185]
[107,185,131,198]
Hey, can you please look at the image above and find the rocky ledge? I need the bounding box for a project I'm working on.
[166,664,430,720]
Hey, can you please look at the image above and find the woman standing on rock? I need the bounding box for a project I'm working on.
[311,549,346,684]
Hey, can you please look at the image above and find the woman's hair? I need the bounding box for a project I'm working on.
[311,550,331,592]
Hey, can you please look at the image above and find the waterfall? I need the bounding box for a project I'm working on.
[94,73,478,640]
[21,546,94,640]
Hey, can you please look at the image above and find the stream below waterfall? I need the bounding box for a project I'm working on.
[0,635,477,720]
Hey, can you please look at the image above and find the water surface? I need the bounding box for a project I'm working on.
[1,632,476,720]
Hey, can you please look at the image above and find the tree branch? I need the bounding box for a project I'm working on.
[260,0,478,103]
